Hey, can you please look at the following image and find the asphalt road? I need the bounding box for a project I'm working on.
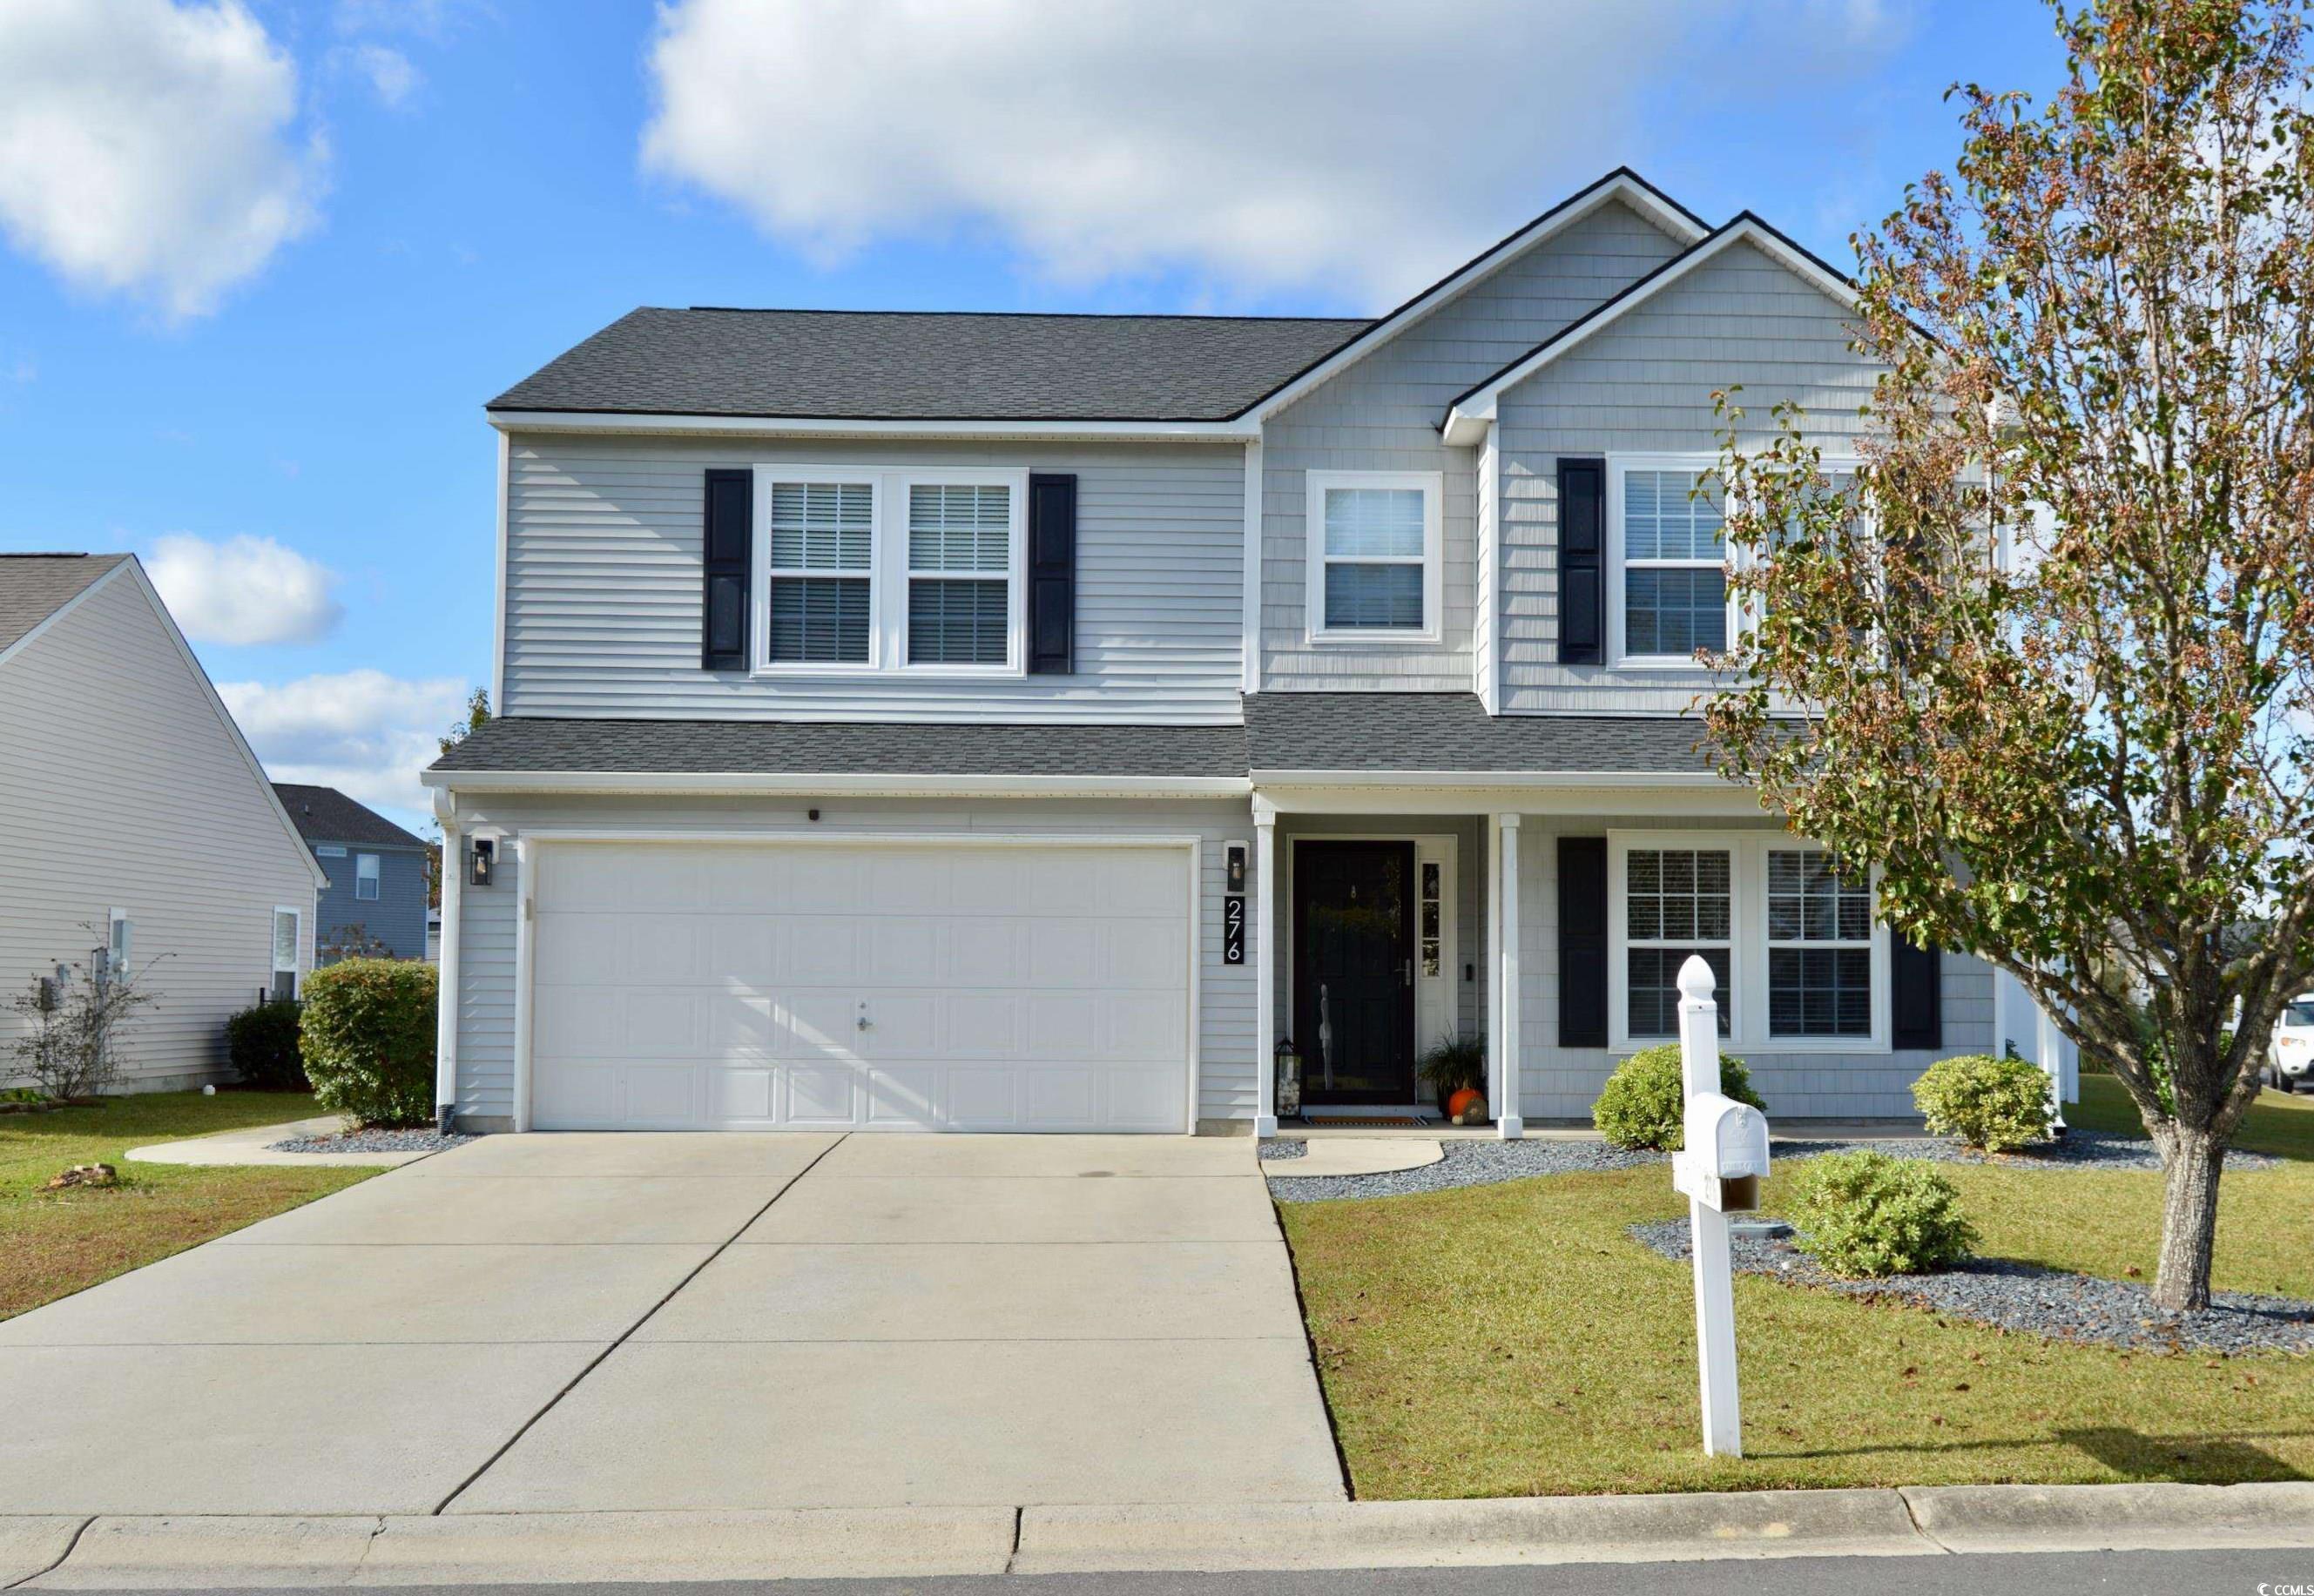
[98,1547,2314,1596]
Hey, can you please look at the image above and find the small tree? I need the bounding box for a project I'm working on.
[1705,0,2314,1310]
[6,945,158,1101]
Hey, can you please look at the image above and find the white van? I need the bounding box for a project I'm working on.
[2271,995,2314,1094]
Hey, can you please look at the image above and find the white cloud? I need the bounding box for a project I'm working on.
[146,533,342,645]
[640,0,1910,304]
[219,669,469,830]
[340,42,419,108]
[0,0,325,320]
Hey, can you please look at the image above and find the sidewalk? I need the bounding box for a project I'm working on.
[6,1481,2311,1587]
[123,1115,430,1169]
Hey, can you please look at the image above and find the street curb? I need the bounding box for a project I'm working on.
[1901,1481,2314,1553]
[10,1510,1015,1588]
[1013,1491,1929,1573]
[10,1483,2314,1586]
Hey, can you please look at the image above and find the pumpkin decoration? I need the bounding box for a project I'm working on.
[1446,1087,1486,1123]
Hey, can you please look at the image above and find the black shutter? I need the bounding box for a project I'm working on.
[1557,457,1604,664]
[1892,934,1943,1049]
[1028,473,1076,674]
[1558,836,1609,1047]
[701,468,752,671]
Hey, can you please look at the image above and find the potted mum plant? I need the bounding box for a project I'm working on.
[1416,1032,1488,1124]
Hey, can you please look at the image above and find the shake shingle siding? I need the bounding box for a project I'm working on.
[1496,239,1876,714]
[503,434,1250,724]
[1258,200,1686,694]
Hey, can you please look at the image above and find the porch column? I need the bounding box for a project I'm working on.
[432,796,462,1132]
[1496,812,1524,1139]
[1253,807,1278,1138]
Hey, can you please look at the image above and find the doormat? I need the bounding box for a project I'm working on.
[1299,1115,1431,1129]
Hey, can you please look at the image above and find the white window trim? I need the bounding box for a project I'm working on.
[1607,831,1891,1054]
[1304,468,1444,646]
[107,909,130,971]
[272,905,303,996]
[750,464,1029,680]
[355,852,381,901]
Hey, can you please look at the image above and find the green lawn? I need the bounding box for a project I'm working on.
[0,1091,376,1320]
[1278,1075,2314,1500]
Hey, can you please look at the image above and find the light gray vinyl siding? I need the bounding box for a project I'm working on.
[501,434,1246,723]
[0,569,318,1091]
[1496,239,1879,713]
[1511,812,1993,1121]
[1259,199,1686,693]
[444,793,1257,1128]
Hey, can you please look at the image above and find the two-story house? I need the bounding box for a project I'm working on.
[273,784,431,963]
[425,169,1994,1136]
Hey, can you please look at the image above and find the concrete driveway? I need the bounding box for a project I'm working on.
[0,1132,1343,1516]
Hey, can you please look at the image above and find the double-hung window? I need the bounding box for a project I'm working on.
[1611,459,1728,665]
[907,482,1011,665]
[753,467,1025,674]
[1305,470,1442,643]
[1766,850,1873,1037]
[1622,847,1733,1038]
[1609,832,1891,1051]
[271,907,301,1000]
[355,852,381,901]
[764,478,875,665]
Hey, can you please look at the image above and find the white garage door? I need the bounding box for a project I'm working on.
[527,841,1192,1132]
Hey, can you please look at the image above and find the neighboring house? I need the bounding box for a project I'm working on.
[273,784,431,963]
[427,169,2010,1136]
[0,555,324,1092]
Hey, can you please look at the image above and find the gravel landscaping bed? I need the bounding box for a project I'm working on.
[1774,1128,2282,1174]
[1269,1137,1665,1202]
[1258,1138,1309,1160]
[1629,1218,2314,1355]
[268,1128,479,1155]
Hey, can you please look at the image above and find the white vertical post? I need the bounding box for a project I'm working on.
[1485,815,1502,1127]
[1496,814,1523,1139]
[434,816,462,1126]
[1253,809,1278,1138]
[1677,954,1741,1458]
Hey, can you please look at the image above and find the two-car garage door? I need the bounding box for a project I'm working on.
[526,841,1193,1133]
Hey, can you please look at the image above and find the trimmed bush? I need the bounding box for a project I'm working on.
[1790,1150,1976,1277]
[1912,1053,2054,1152]
[1592,1043,1765,1150]
[225,1000,307,1092]
[299,959,437,1126]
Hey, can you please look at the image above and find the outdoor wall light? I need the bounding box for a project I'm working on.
[468,838,496,886]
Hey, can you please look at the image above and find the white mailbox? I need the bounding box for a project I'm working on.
[1670,1094,1771,1212]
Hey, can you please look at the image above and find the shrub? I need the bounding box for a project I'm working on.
[1790,1150,1976,1277]
[1592,1043,1765,1150]
[1912,1053,2054,1151]
[225,1000,308,1092]
[299,959,437,1126]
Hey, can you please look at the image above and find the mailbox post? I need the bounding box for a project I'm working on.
[1667,955,1769,1458]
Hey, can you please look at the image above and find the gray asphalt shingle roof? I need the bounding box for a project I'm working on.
[1243,693,1731,775]
[273,783,428,849]
[427,717,1251,778]
[425,701,1746,783]
[487,308,1373,421]
[0,554,130,655]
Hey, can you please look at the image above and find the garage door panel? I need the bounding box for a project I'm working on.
[530,843,1191,1133]
[786,1066,858,1125]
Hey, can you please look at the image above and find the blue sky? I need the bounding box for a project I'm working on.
[0,0,2065,832]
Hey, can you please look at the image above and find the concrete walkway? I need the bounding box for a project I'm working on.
[0,1130,1341,1518]
[124,1113,429,1168]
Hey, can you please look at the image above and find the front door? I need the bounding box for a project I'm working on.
[1292,840,1416,1105]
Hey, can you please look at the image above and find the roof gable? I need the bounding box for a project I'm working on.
[273,783,428,849]
[1440,214,1865,443]
[0,554,132,662]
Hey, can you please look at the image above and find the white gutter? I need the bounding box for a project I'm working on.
[1249,768,1726,789]
[487,410,1258,443]
[422,769,1251,798]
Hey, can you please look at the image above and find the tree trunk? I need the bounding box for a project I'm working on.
[2151,1125,2224,1312]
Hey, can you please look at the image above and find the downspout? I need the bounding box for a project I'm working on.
[434,793,463,1134]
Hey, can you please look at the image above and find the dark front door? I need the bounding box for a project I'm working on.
[1292,840,1416,1105]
